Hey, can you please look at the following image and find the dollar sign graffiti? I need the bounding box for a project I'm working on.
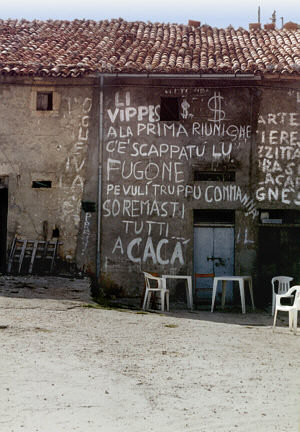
[208,92,226,123]
[181,99,190,119]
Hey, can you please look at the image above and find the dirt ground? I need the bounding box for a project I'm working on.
[0,275,299,432]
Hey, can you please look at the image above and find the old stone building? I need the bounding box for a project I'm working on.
[0,18,299,306]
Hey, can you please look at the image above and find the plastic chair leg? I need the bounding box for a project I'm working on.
[293,309,298,335]
[160,291,165,312]
[239,280,246,314]
[142,289,151,310]
[288,310,293,330]
[146,292,152,309]
[166,292,170,311]
[211,279,218,312]
[142,289,148,310]
[272,293,275,316]
[273,309,278,332]
[248,280,255,310]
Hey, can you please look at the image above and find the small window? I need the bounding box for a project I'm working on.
[194,210,235,225]
[32,181,52,188]
[259,209,300,225]
[52,228,60,238]
[36,92,53,111]
[194,171,236,182]
[160,97,180,121]
[82,201,96,213]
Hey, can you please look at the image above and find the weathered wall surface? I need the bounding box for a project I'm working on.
[100,79,300,299]
[256,87,300,207]
[101,80,262,296]
[254,84,300,302]
[0,77,98,271]
[1,76,299,301]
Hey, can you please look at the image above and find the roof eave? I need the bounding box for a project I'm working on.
[263,72,300,80]
[92,72,262,80]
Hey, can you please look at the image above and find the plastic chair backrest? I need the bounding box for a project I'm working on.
[140,272,159,308]
[273,286,300,334]
[143,271,163,289]
[272,276,293,295]
[294,287,300,309]
[277,285,300,307]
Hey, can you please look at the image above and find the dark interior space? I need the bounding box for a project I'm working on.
[0,187,8,272]
[258,226,300,307]
[194,209,235,225]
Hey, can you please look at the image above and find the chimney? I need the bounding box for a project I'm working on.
[188,20,201,28]
[283,21,299,30]
[249,23,262,30]
[264,23,275,30]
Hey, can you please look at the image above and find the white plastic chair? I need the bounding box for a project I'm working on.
[273,286,300,335]
[142,272,169,312]
[271,276,293,315]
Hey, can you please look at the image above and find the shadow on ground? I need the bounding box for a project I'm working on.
[107,296,292,328]
[0,276,291,329]
[0,275,92,303]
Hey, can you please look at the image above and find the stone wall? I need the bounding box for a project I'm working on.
[100,78,300,300]
[1,75,299,304]
[0,76,98,272]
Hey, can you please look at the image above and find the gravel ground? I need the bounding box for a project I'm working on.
[0,276,299,432]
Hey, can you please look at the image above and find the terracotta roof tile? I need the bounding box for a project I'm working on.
[0,18,299,77]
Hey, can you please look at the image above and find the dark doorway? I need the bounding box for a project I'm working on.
[258,226,300,307]
[0,187,8,272]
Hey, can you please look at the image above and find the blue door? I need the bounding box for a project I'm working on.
[194,226,235,303]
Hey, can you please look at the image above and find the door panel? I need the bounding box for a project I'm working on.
[194,227,214,276]
[213,227,235,277]
[194,227,234,302]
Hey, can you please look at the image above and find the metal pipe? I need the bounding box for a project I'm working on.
[95,73,261,80]
[96,76,104,278]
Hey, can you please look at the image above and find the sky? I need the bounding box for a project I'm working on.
[1,0,299,29]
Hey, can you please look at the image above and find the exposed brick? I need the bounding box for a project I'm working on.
[249,23,261,30]
[264,23,275,30]
[283,21,299,30]
[188,20,201,28]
